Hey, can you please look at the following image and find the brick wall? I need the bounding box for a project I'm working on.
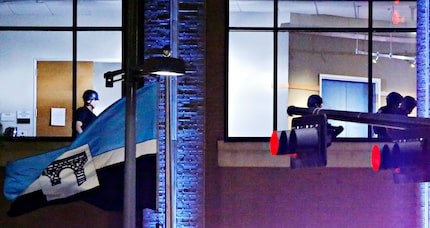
[143,0,205,227]
[214,168,420,228]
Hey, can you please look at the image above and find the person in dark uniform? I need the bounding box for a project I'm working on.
[307,94,344,140]
[373,91,403,139]
[75,89,99,134]
[307,94,323,110]
[398,95,417,116]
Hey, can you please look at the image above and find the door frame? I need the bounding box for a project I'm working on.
[319,73,381,111]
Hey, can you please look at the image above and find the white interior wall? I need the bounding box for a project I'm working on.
[0,3,121,136]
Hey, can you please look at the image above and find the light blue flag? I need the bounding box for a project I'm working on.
[4,83,158,202]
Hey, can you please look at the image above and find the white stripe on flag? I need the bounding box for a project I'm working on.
[93,139,157,169]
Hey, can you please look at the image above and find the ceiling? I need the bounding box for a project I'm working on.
[0,0,416,43]
[0,0,417,22]
[230,0,417,24]
[0,0,120,16]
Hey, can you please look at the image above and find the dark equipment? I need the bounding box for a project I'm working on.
[287,106,430,134]
[290,114,328,169]
[4,127,17,137]
[270,114,329,169]
[287,106,430,183]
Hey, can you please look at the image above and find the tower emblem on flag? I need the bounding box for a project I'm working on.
[42,151,88,187]
[38,144,99,201]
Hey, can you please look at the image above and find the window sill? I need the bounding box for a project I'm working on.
[217,140,376,168]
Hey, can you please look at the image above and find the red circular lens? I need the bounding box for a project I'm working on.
[371,144,381,172]
[270,131,279,156]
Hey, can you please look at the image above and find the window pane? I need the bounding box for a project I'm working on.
[77,31,122,117]
[373,1,416,28]
[0,0,122,27]
[228,31,274,137]
[277,31,289,130]
[320,75,375,138]
[0,0,72,26]
[0,31,72,136]
[229,0,274,27]
[228,1,417,139]
[288,32,369,137]
[279,0,369,28]
[78,0,122,27]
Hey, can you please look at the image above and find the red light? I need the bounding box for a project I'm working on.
[392,10,405,25]
[270,131,279,156]
[371,144,381,172]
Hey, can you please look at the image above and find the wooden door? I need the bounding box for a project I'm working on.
[37,61,93,136]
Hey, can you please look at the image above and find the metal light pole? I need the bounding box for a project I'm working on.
[165,76,176,228]
[123,0,139,227]
[165,1,180,227]
[120,0,184,227]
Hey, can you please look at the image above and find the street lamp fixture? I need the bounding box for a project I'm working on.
[104,54,185,86]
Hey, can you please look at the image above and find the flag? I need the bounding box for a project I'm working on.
[3,83,159,217]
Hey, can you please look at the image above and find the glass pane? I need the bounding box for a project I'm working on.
[0,0,72,26]
[277,32,289,131]
[288,32,369,137]
[0,31,72,137]
[321,75,373,138]
[229,0,274,27]
[228,31,274,137]
[373,1,416,28]
[77,31,122,119]
[78,0,122,27]
[372,32,417,138]
[279,0,369,28]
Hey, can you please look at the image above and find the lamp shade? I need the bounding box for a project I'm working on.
[139,57,186,76]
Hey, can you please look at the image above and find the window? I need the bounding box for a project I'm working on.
[228,0,417,140]
[320,74,381,137]
[0,0,122,137]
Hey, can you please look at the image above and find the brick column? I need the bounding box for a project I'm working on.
[142,1,205,227]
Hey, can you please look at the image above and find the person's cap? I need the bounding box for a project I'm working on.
[83,90,99,101]
[386,92,402,106]
[307,94,323,108]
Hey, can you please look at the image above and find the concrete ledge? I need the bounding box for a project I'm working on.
[0,139,71,166]
[218,140,376,168]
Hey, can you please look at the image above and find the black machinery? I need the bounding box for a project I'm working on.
[270,106,430,183]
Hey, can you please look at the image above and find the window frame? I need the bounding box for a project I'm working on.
[226,0,417,142]
[0,0,123,139]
